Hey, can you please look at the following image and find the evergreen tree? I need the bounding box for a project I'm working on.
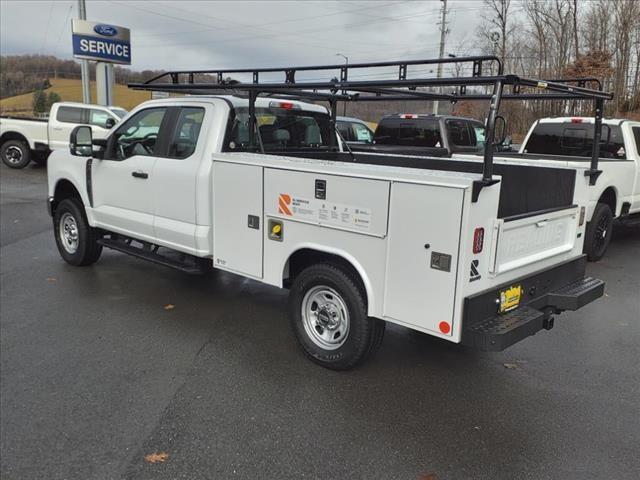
[32,89,47,114]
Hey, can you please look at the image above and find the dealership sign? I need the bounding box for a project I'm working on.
[72,19,131,65]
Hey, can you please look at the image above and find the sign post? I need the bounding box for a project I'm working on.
[71,19,131,106]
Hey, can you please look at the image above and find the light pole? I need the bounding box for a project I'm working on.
[335,53,348,116]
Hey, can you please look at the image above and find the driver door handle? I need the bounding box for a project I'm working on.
[131,171,148,179]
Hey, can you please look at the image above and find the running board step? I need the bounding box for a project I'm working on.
[462,305,549,352]
[546,277,605,311]
[97,237,207,274]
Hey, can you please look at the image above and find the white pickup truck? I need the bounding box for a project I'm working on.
[46,92,605,370]
[518,117,640,260]
[0,102,127,169]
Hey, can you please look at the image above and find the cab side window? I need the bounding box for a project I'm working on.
[633,126,640,156]
[57,107,85,124]
[168,107,205,159]
[111,108,166,160]
[90,109,112,128]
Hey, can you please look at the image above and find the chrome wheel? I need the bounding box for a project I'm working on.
[301,286,350,350]
[59,212,79,254]
[5,145,23,165]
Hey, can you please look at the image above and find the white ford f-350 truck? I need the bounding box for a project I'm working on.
[1,101,126,168]
[517,117,640,260]
[45,58,606,369]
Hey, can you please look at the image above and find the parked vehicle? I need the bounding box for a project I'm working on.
[336,116,374,145]
[348,114,486,157]
[47,57,605,370]
[0,102,126,169]
[515,117,640,260]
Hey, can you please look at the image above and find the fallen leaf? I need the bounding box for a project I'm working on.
[46,277,57,282]
[163,304,175,311]
[503,363,518,369]
[418,474,438,480]
[144,452,169,464]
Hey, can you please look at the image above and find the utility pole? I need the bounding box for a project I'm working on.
[433,0,448,115]
[78,0,91,103]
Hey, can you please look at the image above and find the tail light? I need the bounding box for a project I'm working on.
[400,114,416,119]
[473,227,484,254]
[570,118,584,123]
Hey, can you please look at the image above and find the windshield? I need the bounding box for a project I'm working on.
[224,107,333,152]
[109,108,128,119]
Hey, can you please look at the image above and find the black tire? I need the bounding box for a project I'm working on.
[53,198,102,266]
[1,140,31,169]
[289,263,383,370]
[584,203,614,262]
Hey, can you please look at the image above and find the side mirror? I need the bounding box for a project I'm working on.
[493,115,507,146]
[69,125,93,157]
[105,117,116,129]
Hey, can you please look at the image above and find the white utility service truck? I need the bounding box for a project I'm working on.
[1,102,126,168]
[46,57,606,369]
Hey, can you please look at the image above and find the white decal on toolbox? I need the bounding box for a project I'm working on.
[278,194,372,230]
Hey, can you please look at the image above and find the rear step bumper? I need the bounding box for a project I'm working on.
[462,256,604,352]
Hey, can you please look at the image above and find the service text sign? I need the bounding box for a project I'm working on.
[72,19,131,65]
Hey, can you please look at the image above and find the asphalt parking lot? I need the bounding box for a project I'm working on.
[1,163,639,480]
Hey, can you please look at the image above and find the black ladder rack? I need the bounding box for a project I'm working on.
[128,55,614,197]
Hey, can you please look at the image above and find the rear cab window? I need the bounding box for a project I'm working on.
[374,118,442,147]
[224,105,332,152]
[56,106,85,124]
[524,122,627,159]
[168,107,205,159]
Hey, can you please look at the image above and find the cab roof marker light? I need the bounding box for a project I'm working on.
[269,101,300,110]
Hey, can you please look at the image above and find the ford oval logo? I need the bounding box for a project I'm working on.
[93,24,118,37]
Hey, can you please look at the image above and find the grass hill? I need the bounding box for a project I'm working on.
[0,78,152,115]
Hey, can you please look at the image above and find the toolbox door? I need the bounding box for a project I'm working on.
[212,162,263,278]
[383,182,464,334]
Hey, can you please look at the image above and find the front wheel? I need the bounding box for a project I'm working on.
[289,263,385,370]
[1,140,31,169]
[53,198,102,266]
[584,203,613,262]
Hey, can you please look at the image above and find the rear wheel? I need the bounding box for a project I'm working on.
[584,203,613,262]
[1,140,31,169]
[289,263,384,370]
[53,198,102,266]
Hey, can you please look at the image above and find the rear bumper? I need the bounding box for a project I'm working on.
[462,256,604,351]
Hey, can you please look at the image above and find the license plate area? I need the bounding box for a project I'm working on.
[499,285,522,313]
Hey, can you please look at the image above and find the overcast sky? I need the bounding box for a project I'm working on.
[0,0,486,73]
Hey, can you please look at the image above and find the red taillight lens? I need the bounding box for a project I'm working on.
[400,114,416,119]
[473,227,484,254]
[570,118,583,123]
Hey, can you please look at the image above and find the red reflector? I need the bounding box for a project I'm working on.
[280,102,294,110]
[473,227,484,254]
[439,321,451,334]
[570,118,583,123]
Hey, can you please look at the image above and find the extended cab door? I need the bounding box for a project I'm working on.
[151,106,207,253]
[91,107,170,241]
